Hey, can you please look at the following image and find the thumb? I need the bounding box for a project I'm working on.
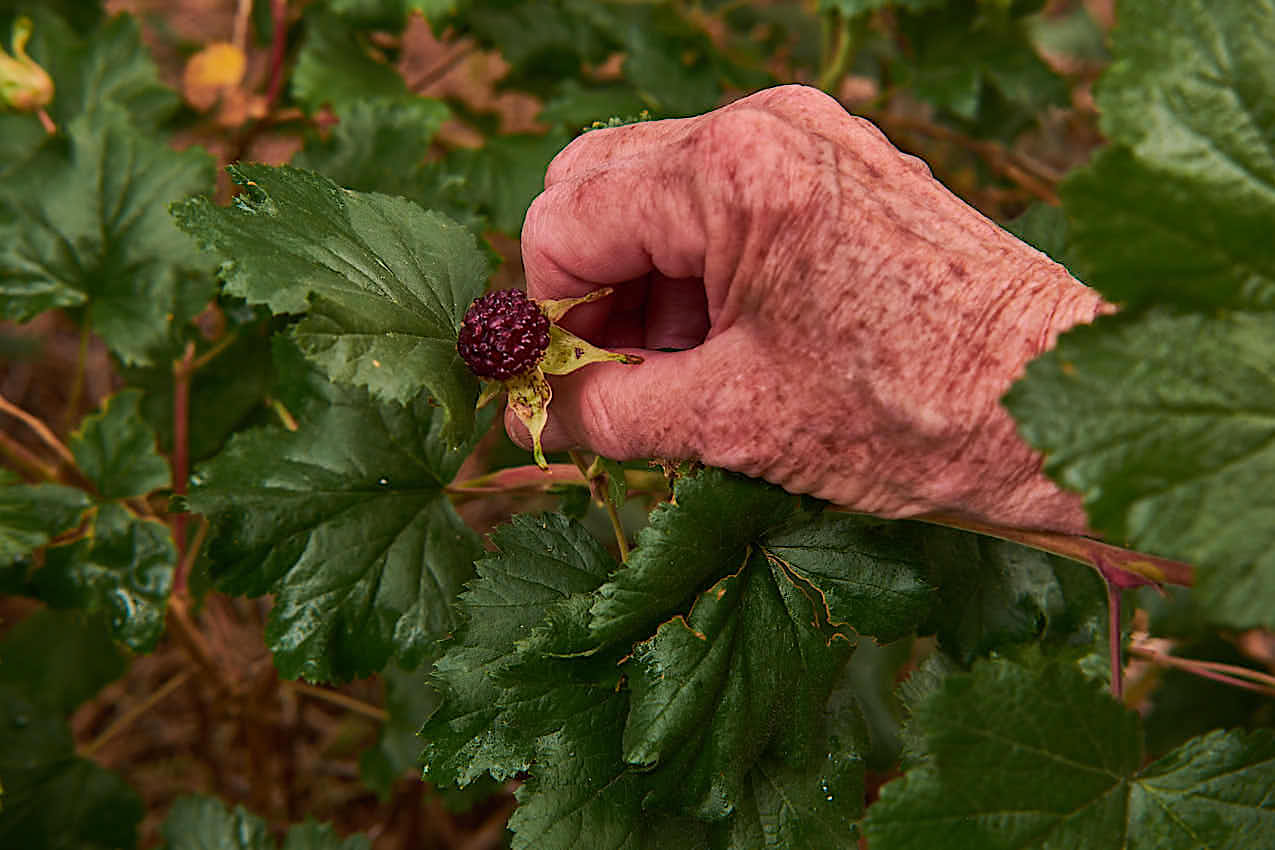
[505,331,748,463]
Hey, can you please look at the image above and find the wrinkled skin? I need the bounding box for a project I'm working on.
[513,85,1110,534]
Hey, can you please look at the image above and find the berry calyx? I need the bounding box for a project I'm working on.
[457,289,551,380]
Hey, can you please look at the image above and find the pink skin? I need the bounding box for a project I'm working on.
[510,85,1111,534]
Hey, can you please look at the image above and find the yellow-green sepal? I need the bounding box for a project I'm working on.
[540,325,643,376]
[505,369,553,469]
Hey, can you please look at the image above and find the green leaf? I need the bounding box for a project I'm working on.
[0,114,45,181]
[291,10,408,110]
[292,96,451,198]
[0,609,128,714]
[1063,148,1275,310]
[425,129,571,236]
[68,388,169,500]
[0,684,143,850]
[420,513,618,786]
[621,551,855,818]
[1004,310,1275,629]
[37,502,174,652]
[919,525,1106,661]
[25,11,179,129]
[896,2,1066,127]
[1060,0,1275,309]
[359,659,441,798]
[173,163,489,444]
[1004,202,1071,265]
[0,107,214,365]
[864,656,1275,849]
[159,795,371,850]
[760,514,935,642]
[0,479,90,562]
[507,691,706,850]
[191,351,487,681]
[712,748,864,849]
[587,468,813,648]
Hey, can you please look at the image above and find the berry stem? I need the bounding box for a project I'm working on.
[571,450,630,562]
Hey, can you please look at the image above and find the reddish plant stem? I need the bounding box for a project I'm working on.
[172,342,195,593]
[1128,645,1275,699]
[921,512,1196,588]
[265,0,289,109]
[1107,582,1123,701]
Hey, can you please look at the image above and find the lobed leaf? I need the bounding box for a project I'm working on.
[1005,310,1275,629]
[0,476,91,563]
[173,163,489,444]
[865,655,1275,849]
[37,503,174,652]
[68,388,169,500]
[0,107,214,365]
[192,349,488,681]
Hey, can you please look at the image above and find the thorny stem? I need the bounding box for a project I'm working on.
[172,341,195,591]
[570,450,630,562]
[0,391,77,469]
[1128,645,1275,699]
[81,669,194,757]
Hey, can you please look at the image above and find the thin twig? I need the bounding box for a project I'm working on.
[879,114,1063,205]
[168,594,240,695]
[282,680,388,722]
[0,391,77,468]
[1127,645,1275,699]
[233,0,253,52]
[0,429,58,481]
[81,669,194,757]
[817,11,856,93]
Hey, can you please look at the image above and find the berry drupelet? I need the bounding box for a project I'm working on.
[456,289,551,379]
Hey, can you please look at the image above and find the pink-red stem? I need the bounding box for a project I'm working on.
[172,342,195,594]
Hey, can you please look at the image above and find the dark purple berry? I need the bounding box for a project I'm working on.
[457,289,551,380]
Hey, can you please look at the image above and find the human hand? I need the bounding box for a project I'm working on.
[513,85,1110,534]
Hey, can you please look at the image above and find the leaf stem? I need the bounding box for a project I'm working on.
[1127,644,1275,699]
[817,11,856,93]
[80,668,194,757]
[188,331,239,374]
[167,593,239,695]
[172,341,195,592]
[1107,582,1123,701]
[570,450,630,562]
[0,391,77,469]
[919,512,1195,588]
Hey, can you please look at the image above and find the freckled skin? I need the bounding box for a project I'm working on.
[512,85,1111,534]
